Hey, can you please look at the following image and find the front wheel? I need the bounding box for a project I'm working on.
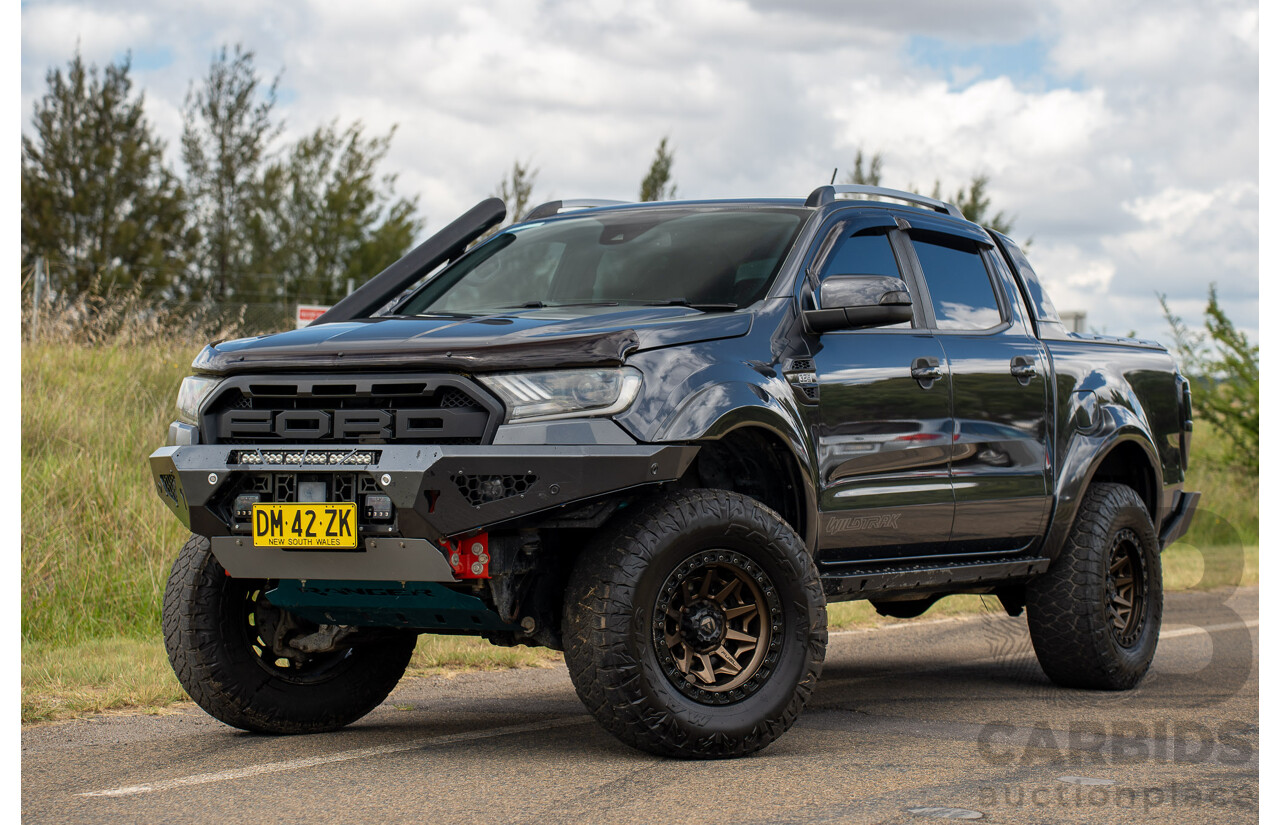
[563,489,827,759]
[1026,483,1163,690]
[162,535,417,734]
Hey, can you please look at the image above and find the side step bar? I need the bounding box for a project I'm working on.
[821,556,1051,600]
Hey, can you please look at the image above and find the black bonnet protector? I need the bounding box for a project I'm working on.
[196,322,641,374]
[193,308,752,375]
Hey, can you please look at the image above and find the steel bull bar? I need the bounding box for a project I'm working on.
[149,443,699,581]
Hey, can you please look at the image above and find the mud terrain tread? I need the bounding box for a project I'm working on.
[163,534,416,734]
[563,489,826,759]
[1026,483,1162,690]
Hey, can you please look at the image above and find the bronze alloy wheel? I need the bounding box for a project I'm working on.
[1105,528,1147,648]
[652,550,784,705]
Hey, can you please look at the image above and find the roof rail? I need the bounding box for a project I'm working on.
[804,184,965,219]
[524,199,630,222]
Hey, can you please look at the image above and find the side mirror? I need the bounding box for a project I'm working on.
[804,274,914,333]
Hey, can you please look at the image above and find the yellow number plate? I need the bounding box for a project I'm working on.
[252,503,358,549]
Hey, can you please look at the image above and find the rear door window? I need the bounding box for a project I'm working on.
[911,237,1003,330]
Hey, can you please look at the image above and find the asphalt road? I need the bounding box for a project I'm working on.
[22,586,1258,824]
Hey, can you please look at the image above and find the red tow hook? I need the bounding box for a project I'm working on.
[440,533,491,579]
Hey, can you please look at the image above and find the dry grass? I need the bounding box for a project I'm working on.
[22,638,189,724]
[22,340,198,645]
[24,280,243,346]
[1162,543,1258,591]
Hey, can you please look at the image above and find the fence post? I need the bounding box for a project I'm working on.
[31,256,43,342]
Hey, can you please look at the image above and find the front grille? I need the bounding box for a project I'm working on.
[204,374,501,445]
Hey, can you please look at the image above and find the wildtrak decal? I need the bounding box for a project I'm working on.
[827,513,902,532]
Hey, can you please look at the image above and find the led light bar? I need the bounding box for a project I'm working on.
[233,450,380,466]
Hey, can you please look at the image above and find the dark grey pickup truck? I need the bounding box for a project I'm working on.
[151,184,1198,758]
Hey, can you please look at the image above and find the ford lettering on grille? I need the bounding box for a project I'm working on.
[218,408,489,442]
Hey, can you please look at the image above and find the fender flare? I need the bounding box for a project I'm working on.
[1043,404,1162,561]
[654,381,820,550]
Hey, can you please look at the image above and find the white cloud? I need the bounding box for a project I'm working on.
[18,0,1257,343]
[1026,241,1117,315]
[21,4,152,63]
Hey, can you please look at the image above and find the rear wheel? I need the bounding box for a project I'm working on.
[1026,483,1163,689]
[563,489,826,758]
[162,535,417,733]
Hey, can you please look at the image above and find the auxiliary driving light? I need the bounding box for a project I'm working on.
[232,450,379,466]
[364,494,393,521]
[233,493,261,519]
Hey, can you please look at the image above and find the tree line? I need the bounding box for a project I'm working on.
[22,42,1032,309]
[18,47,687,307]
[14,53,656,306]
[22,46,424,305]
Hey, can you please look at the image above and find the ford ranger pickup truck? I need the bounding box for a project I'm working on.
[151,184,1199,758]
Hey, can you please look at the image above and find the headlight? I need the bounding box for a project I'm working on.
[175,375,222,425]
[479,368,643,423]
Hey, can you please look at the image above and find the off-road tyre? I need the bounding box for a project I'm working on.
[162,535,417,734]
[1026,482,1163,690]
[563,489,826,759]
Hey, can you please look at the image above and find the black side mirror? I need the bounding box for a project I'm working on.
[804,274,914,333]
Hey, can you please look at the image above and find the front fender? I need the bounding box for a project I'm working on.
[655,380,799,441]
[654,379,820,550]
[614,340,820,549]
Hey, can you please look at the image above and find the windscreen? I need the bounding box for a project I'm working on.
[396,207,808,315]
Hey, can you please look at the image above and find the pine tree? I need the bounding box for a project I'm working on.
[495,160,538,224]
[951,175,1015,236]
[475,160,538,243]
[181,44,282,300]
[842,150,882,186]
[639,137,677,202]
[21,50,191,297]
[250,122,421,303]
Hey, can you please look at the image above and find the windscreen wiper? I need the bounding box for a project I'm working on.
[644,299,739,312]
[498,300,622,309]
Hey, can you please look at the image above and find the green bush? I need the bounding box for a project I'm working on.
[1161,285,1259,474]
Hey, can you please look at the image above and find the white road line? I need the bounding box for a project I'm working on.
[1160,619,1258,638]
[78,715,593,799]
[820,616,1260,691]
[830,615,1259,639]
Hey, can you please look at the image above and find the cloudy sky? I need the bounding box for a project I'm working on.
[19,0,1259,342]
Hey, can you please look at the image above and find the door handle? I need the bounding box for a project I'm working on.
[1010,355,1038,381]
[911,357,943,382]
